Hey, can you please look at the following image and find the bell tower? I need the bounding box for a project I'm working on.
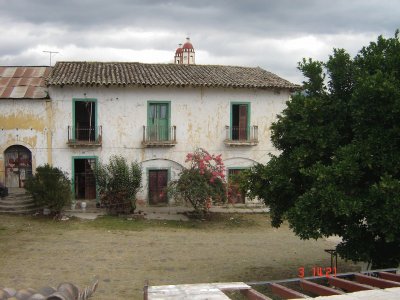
[174,37,195,64]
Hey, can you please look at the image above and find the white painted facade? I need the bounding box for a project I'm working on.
[48,85,290,204]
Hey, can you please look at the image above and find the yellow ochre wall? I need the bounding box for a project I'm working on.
[0,99,53,184]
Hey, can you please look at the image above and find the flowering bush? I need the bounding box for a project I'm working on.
[169,148,227,217]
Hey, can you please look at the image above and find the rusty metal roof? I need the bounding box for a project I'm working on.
[0,66,51,99]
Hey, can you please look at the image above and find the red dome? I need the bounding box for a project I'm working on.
[182,42,193,50]
[175,47,183,54]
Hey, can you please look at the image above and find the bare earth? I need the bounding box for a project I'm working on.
[0,214,359,299]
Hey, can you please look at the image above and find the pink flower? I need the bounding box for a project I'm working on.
[185,153,193,162]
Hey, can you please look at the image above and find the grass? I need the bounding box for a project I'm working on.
[0,213,265,233]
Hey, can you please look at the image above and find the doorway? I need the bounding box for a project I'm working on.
[74,100,96,142]
[73,158,96,199]
[4,145,32,188]
[148,169,168,205]
[231,103,249,140]
[228,168,246,204]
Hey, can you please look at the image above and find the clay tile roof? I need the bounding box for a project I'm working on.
[0,66,51,99]
[47,62,299,90]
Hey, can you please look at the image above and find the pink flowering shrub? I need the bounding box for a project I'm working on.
[169,148,228,217]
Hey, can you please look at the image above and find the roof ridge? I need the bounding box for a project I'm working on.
[54,61,264,69]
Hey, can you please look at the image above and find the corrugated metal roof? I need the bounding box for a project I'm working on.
[0,66,51,99]
[48,62,299,90]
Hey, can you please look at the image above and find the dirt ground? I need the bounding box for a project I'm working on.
[0,214,359,299]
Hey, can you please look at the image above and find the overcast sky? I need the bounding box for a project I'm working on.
[0,0,398,83]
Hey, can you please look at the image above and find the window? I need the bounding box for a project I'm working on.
[73,99,97,142]
[147,102,170,141]
[231,103,250,140]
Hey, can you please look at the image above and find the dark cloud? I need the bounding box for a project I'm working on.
[0,0,398,82]
[1,0,398,35]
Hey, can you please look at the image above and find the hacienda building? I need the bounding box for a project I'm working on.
[0,39,298,205]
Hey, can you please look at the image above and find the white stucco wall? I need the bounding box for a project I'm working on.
[48,85,289,203]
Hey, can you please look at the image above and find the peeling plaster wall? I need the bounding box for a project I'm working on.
[49,85,289,202]
[0,99,52,184]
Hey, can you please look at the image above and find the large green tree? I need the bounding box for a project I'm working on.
[245,31,400,268]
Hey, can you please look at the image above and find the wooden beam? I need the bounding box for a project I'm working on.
[300,279,344,296]
[378,272,400,283]
[328,277,374,292]
[269,283,309,299]
[241,288,273,300]
[355,273,400,289]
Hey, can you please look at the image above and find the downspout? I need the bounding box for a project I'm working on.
[45,99,53,165]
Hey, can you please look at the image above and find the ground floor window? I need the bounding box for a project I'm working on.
[228,168,246,204]
[4,145,32,188]
[148,169,168,205]
[73,157,96,199]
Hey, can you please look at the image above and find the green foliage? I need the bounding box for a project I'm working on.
[95,155,142,214]
[25,164,71,214]
[244,31,400,268]
[169,149,227,217]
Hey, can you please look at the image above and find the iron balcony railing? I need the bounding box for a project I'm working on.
[67,125,102,146]
[142,125,176,146]
[225,125,258,145]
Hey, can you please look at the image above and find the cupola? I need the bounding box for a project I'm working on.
[174,38,195,65]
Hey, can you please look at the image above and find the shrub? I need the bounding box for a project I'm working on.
[95,155,142,215]
[169,148,227,217]
[25,164,71,214]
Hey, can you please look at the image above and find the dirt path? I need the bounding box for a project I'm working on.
[0,214,359,299]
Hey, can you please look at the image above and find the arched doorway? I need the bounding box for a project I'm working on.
[4,145,32,188]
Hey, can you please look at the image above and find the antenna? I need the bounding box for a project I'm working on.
[42,50,59,66]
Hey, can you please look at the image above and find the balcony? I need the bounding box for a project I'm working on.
[67,126,102,147]
[142,125,177,147]
[224,125,258,146]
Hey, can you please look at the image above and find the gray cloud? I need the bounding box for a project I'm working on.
[2,0,398,34]
[0,0,398,83]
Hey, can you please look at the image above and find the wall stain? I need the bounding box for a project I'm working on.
[0,113,46,131]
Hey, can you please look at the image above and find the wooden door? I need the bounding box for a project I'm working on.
[238,105,248,140]
[228,169,245,204]
[149,103,169,141]
[4,145,32,188]
[148,170,168,205]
